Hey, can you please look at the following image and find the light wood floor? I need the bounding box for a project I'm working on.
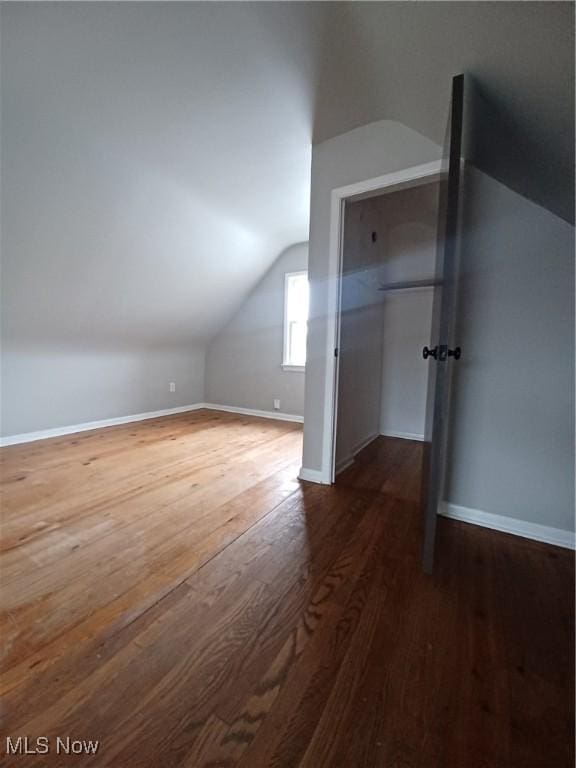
[0,410,573,767]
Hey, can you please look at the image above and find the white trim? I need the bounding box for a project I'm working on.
[333,161,443,204]
[441,502,576,550]
[298,467,331,484]
[203,403,303,424]
[0,404,206,447]
[351,431,379,457]
[281,364,305,373]
[283,270,309,369]
[335,455,354,476]
[380,430,425,442]
[327,194,346,485]
[0,402,306,447]
[323,160,443,484]
[335,432,380,476]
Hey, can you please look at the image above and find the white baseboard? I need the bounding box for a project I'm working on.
[0,404,206,447]
[352,432,380,456]
[335,456,354,476]
[0,401,304,448]
[203,403,303,424]
[299,467,331,484]
[441,502,576,550]
[334,432,379,477]
[380,430,425,442]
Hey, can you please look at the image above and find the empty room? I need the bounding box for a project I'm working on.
[0,2,574,767]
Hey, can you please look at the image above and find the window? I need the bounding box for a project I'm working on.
[283,271,309,371]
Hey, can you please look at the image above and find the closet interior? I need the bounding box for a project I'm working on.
[334,180,441,493]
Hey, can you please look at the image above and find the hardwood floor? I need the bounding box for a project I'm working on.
[0,411,573,767]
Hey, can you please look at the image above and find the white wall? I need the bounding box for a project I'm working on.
[205,243,308,417]
[1,344,205,437]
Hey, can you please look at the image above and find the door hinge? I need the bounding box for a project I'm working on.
[334,347,339,358]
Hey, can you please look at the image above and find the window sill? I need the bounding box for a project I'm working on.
[282,364,305,373]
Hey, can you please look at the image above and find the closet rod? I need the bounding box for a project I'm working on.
[377,278,439,292]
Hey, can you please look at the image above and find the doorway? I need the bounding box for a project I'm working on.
[334,179,440,500]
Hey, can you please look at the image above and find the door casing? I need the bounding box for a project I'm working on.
[322,160,443,484]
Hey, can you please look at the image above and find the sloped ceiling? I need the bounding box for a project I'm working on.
[1,2,327,347]
[1,2,573,350]
[317,2,575,224]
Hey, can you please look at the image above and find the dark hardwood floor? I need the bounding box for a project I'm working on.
[0,411,573,767]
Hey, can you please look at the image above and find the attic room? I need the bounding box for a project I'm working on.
[0,2,574,766]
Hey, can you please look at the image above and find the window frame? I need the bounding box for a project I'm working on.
[282,270,308,372]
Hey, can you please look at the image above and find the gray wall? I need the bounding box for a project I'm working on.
[376,183,438,440]
[205,243,308,417]
[1,3,317,439]
[380,290,434,440]
[336,182,438,459]
[0,3,315,348]
[1,343,205,437]
[302,119,441,475]
[446,167,575,532]
[313,3,574,224]
[303,119,574,534]
[3,3,571,443]
[335,199,385,468]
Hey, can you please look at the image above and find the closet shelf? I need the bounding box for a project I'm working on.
[377,278,439,292]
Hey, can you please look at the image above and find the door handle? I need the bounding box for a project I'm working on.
[423,345,461,361]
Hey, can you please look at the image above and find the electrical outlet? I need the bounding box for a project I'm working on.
[169,382,176,393]
[273,399,280,410]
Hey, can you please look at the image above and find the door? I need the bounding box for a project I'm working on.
[421,74,464,573]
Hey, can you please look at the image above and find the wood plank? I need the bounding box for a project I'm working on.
[0,421,572,768]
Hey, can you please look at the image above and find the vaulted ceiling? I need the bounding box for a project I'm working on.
[1,2,573,348]
[317,2,574,224]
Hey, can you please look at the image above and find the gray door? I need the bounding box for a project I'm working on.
[421,74,464,574]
